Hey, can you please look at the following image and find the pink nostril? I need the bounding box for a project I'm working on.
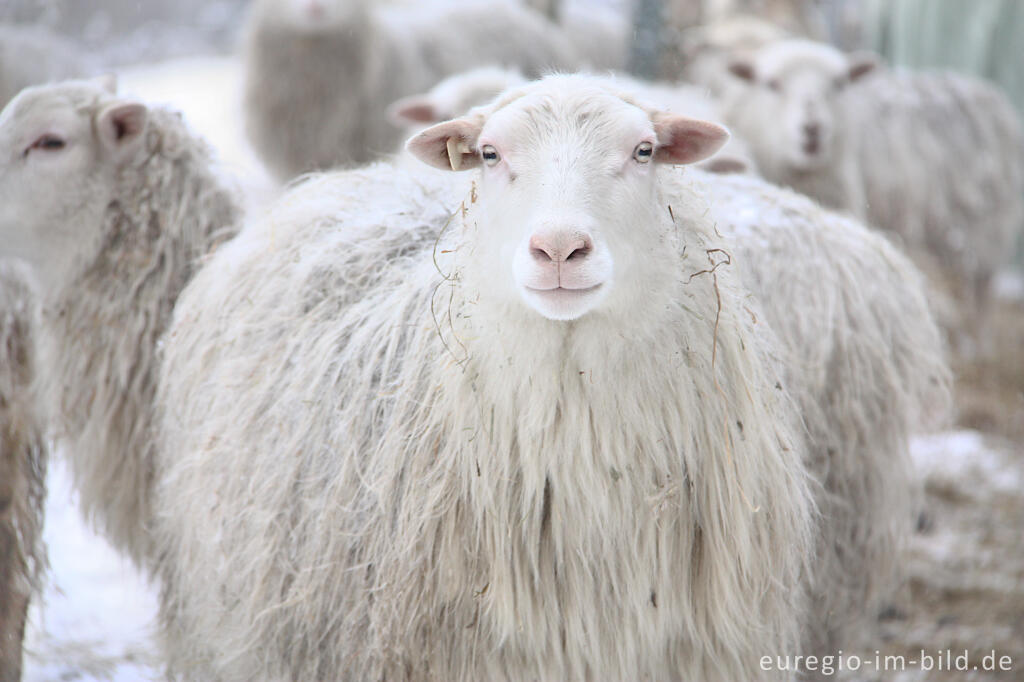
[529,233,593,263]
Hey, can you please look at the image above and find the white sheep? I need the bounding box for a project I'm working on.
[723,39,1024,307]
[0,261,46,682]
[155,74,815,680]
[243,0,579,180]
[718,39,875,215]
[390,68,759,175]
[0,77,241,566]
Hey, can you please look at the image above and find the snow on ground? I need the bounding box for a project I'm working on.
[23,456,160,682]
[993,268,1024,303]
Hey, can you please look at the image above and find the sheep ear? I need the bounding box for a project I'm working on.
[97,101,148,162]
[388,95,440,126]
[406,117,482,171]
[701,156,749,174]
[847,52,879,82]
[728,59,756,82]
[652,113,730,166]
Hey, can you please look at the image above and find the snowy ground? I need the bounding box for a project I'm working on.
[23,457,160,682]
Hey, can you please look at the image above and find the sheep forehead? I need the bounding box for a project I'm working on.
[757,41,847,81]
[1,82,101,133]
[481,78,652,158]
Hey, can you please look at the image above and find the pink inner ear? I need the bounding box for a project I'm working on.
[652,114,730,166]
[728,61,756,82]
[103,103,147,142]
[388,97,440,126]
[396,102,439,124]
[406,118,483,172]
[848,57,877,82]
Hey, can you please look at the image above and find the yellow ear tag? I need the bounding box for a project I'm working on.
[447,137,469,171]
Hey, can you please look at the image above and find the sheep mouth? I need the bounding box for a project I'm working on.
[521,283,607,320]
[524,284,604,298]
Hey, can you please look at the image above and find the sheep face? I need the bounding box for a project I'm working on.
[0,80,148,285]
[408,77,728,321]
[253,0,362,32]
[729,40,875,172]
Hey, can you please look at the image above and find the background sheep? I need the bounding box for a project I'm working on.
[244,0,579,180]
[695,169,950,651]
[0,23,89,109]
[154,75,814,680]
[719,39,875,214]
[0,262,46,682]
[843,67,1024,309]
[0,78,240,566]
[723,38,1024,309]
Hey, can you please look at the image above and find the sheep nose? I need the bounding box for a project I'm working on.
[529,232,593,263]
[803,122,821,140]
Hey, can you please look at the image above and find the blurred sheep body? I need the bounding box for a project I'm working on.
[0,262,46,682]
[155,76,814,680]
[0,79,241,565]
[0,23,87,109]
[696,170,950,650]
[844,69,1024,303]
[723,39,1024,305]
[244,0,578,180]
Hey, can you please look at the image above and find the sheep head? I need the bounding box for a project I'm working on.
[407,75,728,322]
[387,66,527,128]
[251,0,365,32]
[729,39,877,171]
[0,77,148,286]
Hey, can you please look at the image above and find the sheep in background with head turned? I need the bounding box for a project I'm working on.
[0,77,240,566]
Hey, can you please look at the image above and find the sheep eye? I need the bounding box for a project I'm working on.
[481,144,500,166]
[633,141,654,163]
[767,79,782,92]
[25,135,66,156]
